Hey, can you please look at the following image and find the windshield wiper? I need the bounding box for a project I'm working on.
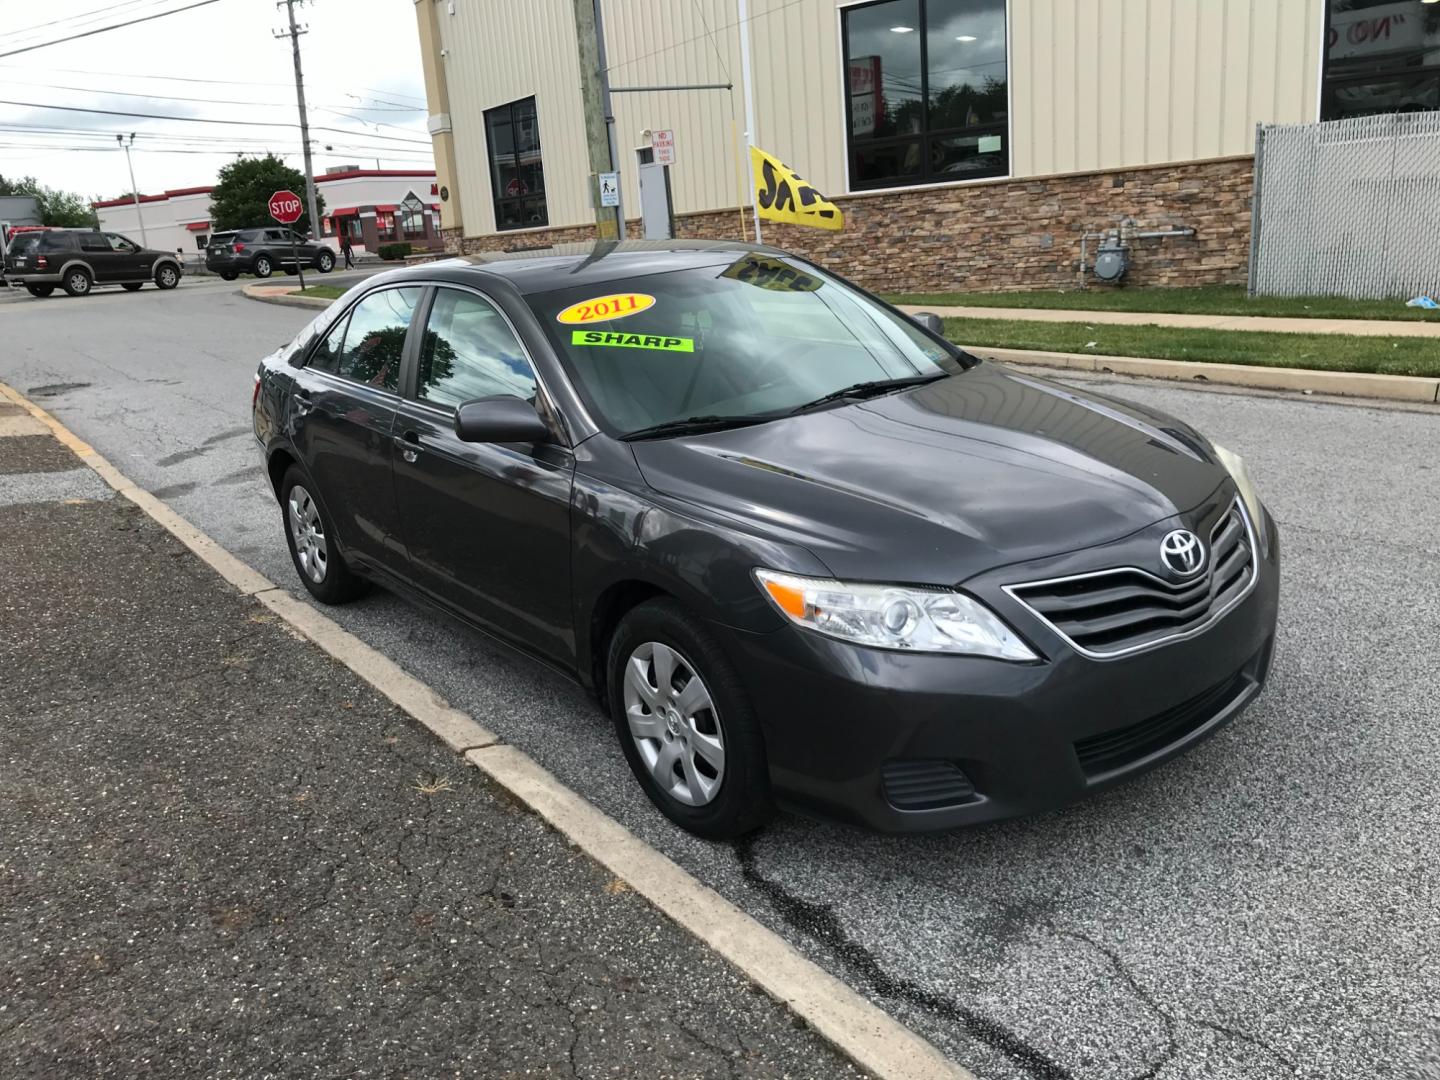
[787,374,947,416]
[620,414,772,441]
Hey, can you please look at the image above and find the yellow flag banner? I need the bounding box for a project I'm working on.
[750,146,845,231]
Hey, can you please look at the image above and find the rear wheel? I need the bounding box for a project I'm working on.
[25,284,54,298]
[316,250,335,273]
[253,255,273,279]
[220,271,238,281]
[155,264,179,290]
[62,268,92,297]
[279,465,369,605]
[607,599,774,839]
[122,282,143,292]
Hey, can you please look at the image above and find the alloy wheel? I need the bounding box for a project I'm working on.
[623,641,725,806]
[68,272,90,295]
[287,484,328,583]
[158,266,178,288]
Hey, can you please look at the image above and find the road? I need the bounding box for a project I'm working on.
[4,282,1438,1080]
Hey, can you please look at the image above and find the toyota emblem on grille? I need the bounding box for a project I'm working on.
[1160,530,1206,576]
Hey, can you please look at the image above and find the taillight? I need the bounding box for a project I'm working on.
[233,242,246,252]
[35,255,47,269]
[252,373,262,408]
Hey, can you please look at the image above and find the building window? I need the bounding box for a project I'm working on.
[400,192,427,239]
[485,96,548,230]
[842,0,1008,191]
[1322,1,1440,122]
[375,211,397,241]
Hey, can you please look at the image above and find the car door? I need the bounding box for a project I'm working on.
[77,231,117,281]
[104,233,148,280]
[391,284,576,664]
[288,284,423,570]
[288,229,319,262]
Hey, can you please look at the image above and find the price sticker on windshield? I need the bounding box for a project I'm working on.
[556,292,655,324]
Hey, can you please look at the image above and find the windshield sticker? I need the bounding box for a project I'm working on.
[720,254,822,293]
[556,292,655,324]
[571,330,694,353]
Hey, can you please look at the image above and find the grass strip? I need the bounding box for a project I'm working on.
[945,318,1440,378]
[297,285,347,300]
[892,285,1439,322]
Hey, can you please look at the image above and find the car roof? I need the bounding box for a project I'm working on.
[381,239,799,296]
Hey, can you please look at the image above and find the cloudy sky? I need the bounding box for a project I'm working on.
[0,0,431,201]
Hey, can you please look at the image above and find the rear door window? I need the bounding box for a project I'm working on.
[77,233,110,253]
[327,287,422,393]
[417,288,537,410]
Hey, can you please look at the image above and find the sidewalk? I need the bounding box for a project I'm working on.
[897,303,1440,338]
[0,413,865,1079]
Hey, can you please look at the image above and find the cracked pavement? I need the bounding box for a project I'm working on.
[0,422,864,1079]
[3,282,1439,1079]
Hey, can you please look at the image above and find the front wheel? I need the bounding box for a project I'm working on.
[607,599,774,839]
[155,264,179,290]
[26,284,54,298]
[316,250,335,273]
[62,267,92,297]
[252,255,273,279]
[122,282,143,292]
[279,465,369,605]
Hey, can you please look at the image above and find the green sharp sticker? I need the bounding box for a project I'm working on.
[571,329,694,352]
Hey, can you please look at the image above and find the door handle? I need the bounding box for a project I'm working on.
[394,430,422,463]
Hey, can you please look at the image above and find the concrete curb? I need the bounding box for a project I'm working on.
[0,379,975,1080]
[241,283,332,310]
[967,346,1440,404]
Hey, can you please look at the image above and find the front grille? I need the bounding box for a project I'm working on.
[882,760,977,811]
[1005,499,1256,658]
[1074,670,1250,777]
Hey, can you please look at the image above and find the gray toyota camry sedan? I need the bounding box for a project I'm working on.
[253,240,1279,838]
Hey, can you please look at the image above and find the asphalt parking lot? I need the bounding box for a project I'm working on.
[3,281,1438,1080]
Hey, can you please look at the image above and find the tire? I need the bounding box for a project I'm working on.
[279,465,370,605]
[62,267,92,297]
[122,282,143,292]
[316,250,335,273]
[25,284,54,298]
[607,599,774,839]
[252,255,273,279]
[154,264,180,290]
[221,271,238,281]
[284,267,298,276]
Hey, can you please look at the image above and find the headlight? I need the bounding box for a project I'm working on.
[1214,444,1265,536]
[754,570,1037,661]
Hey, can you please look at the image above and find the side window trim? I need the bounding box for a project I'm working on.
[300,284,423,398]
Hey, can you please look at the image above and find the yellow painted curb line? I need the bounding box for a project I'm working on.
[967,346,1440,404]
[0,378,975,1080]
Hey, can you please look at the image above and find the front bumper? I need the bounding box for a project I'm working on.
[725,504,1281,833]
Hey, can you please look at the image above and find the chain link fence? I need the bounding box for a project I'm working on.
[1249,112,1440,300]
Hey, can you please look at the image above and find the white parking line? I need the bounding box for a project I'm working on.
[0,377,977,1080]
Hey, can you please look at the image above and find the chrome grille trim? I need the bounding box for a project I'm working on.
[1002,498,1260,661]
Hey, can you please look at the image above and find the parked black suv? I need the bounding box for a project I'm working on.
[206,228,336,280]
[5,230,183,297]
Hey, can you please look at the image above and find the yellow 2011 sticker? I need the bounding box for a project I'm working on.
[572,330,694,353]
[556,292,655,324]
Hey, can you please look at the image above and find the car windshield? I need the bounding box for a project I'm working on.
[527,253,967,437]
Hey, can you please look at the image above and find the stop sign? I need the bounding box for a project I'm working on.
[268,190,304,225]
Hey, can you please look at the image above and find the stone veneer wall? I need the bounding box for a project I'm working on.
[442,156,1254,294]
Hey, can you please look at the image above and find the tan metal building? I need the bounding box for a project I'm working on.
[412,0,1438,291]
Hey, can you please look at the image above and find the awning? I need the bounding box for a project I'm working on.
[184,221,211,231]
[373,204,397,213]
[328,207,358,217]
[430,203,440,211]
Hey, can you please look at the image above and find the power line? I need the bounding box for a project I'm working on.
[5,0,166,42]
[0,99,434,144]
[0,0,228,61]
[0,78,422,114]
[0,63,429,106]
[604,0,808,75]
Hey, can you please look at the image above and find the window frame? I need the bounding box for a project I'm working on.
[301,284,424,398]
[412,285,542,414]
[1320,0,1440,123]
[838,0,1012,194]
[483,96,549,232]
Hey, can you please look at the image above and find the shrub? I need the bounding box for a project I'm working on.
[377,242,413,261]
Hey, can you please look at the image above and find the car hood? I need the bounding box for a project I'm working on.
[628,362,1229,584]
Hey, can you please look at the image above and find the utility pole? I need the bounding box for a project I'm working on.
[276,0,321,238]
[116,133,148,246]
[736,0,760,242]
[571,0,623,240]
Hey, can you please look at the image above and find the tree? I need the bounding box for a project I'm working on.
[0,174,99,228]
[209,154,323,235]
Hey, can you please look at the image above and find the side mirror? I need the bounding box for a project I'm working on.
[911,311,945,335]
[454,395,550,444]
